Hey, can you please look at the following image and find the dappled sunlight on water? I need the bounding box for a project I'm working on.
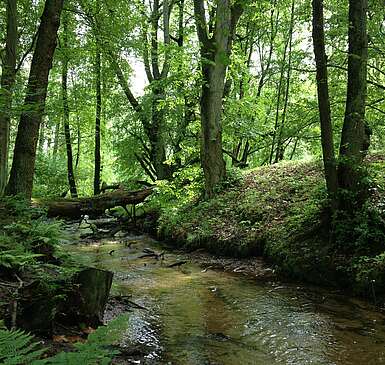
[69,237,385,365]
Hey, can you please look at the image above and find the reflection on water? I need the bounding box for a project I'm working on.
[70,237,385,365]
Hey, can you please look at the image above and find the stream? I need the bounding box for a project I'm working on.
[68,231,385,365]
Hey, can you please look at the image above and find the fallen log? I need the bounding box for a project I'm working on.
[40,188,153,218]
[167,260,188,268]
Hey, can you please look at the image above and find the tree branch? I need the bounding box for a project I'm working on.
[193,0,209,47]
[160,0,171,78]
[16,30,38,72]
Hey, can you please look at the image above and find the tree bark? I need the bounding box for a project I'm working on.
[68,268,113,326]
[62,12,78,198]
[312,0,338,205]
[274,0,295,163]
[0,0,17,196]
[52,119,61,159]
[194,0,242,197]
[257,2,279,97]
[38,120,45,154]
[149,84,169,179]
[269,4,290,165]
[94,0,102,195]
[146,0,172,180]
[5,0,64,199]
[101,0,173,180]
[337,0,370,208]
[94,48,102,194]
[44,188,153,218]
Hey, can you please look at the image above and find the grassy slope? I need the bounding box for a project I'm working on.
[158,157,385,297]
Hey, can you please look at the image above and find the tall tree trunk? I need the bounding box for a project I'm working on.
[38,120,45,154]
[274,0,295,163]
[240,140,250,167]
[257,1,279,97]
[62,12,78,198]
[70,72,81,169]
[312,0,338,206]
[5,0,64,199]
[75,118,81,169]
[52,120,61,159]
[147,0,171,180]
[269,34,289,164]
[0,0,17,196]
[194,0,242,197]
[173,0,196,168]
[105,0,172,180]
[94,40,102,195]
[230,38,253,168]
[93,0,102,195]
[149,84,169,179]
[338,0,370,208]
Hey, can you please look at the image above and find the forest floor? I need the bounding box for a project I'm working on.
[0,206,279,363]
[157,154,385,303]
[1,155,385,361]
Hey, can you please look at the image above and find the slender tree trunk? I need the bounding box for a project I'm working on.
[231,5,277,169]
[37,121,44,154]
[289,138,298,160]
[240,140,250,166]
[147,0,171,180]
[230,40,252,168]
[94,41,102,195]
[52,120,61,159]
[106,0,172,180]
[0,0,17,196]
[274,0,295,163]
[257,2,279,97]
[62,12,78,198]
[231,140,242,166]
[149,84,169,179]
[269,35,289,164]
[6,0,64,199]
[173,0,195,168]
[76,118,81,169]
[337,0,370,208]
[70,73,81,169]
[93,0,102,195]
[312,0,338,206]
[46,129,52,151]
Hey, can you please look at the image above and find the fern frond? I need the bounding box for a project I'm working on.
[33,343,115,365]
[0,329,46,365]
[32,314,129,365]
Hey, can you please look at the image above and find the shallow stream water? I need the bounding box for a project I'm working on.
[69,235,385,365]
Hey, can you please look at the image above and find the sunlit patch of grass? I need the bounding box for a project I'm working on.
[159,158,326,257]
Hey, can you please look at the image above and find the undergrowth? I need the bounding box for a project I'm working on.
[0,196,85,330]
[0,314,129,364]
[156,158,385,299]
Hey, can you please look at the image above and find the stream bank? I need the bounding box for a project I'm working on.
[156,158,385,302]
[67,219,385,365]
[2,197,385,364]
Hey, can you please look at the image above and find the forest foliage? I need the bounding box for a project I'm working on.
[0,0,383,294]
[0,0,385,361]
[0,0,383,201]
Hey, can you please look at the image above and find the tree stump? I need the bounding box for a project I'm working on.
[68,268,114,326]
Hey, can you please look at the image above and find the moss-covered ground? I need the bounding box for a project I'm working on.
[157,156,385,300]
